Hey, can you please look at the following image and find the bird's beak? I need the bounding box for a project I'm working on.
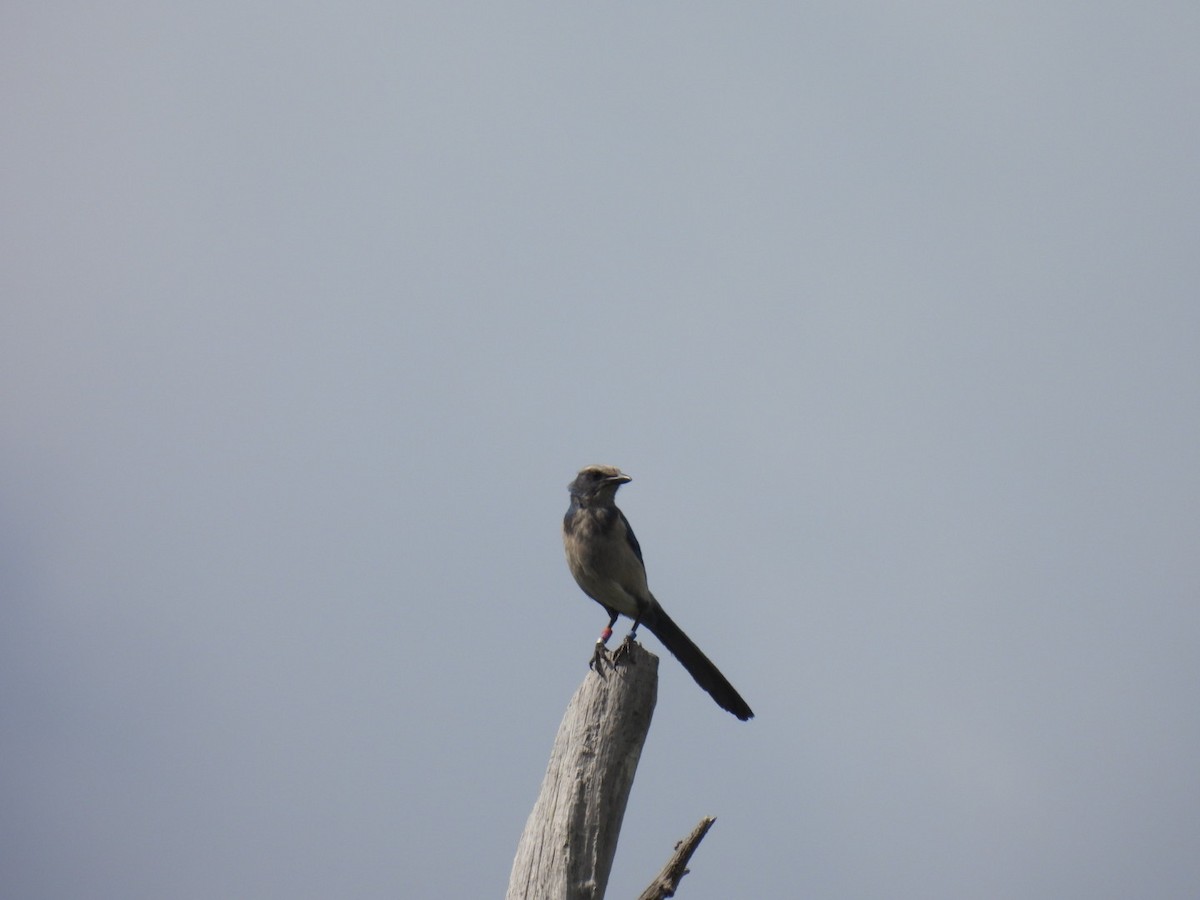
[608,472,632,484]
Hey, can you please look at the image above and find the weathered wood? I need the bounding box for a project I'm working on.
[506,641,658,900]
[636,816,716,900]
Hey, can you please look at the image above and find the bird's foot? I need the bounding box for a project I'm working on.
[589,640,611,676]
[612,632,638,666]
[589,625,615,675]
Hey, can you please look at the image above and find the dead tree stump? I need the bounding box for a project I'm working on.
[506,641,658,900]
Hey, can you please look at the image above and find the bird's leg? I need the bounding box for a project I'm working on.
[589,628,613,674]
[589,611,620,674]
[612,633,636,665]
[613,610,644,666]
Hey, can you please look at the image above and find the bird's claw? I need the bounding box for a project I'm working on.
[612,633,637,666]
[589,641,611,676]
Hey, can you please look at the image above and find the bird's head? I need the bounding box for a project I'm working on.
[568,464,631,504]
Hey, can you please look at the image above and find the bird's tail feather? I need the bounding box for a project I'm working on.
[644,607,754,721]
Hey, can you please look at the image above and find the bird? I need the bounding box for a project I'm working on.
[562,464,753,721]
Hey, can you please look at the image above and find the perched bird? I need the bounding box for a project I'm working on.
[562,464,754,721]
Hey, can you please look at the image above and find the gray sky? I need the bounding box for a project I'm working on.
[3,3,1198,898]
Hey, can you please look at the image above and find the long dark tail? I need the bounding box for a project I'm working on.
[643,605,754,721]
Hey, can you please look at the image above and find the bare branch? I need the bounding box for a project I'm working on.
[637,816,717,900]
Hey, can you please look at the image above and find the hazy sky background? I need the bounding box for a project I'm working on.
[3,3,1198,898]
